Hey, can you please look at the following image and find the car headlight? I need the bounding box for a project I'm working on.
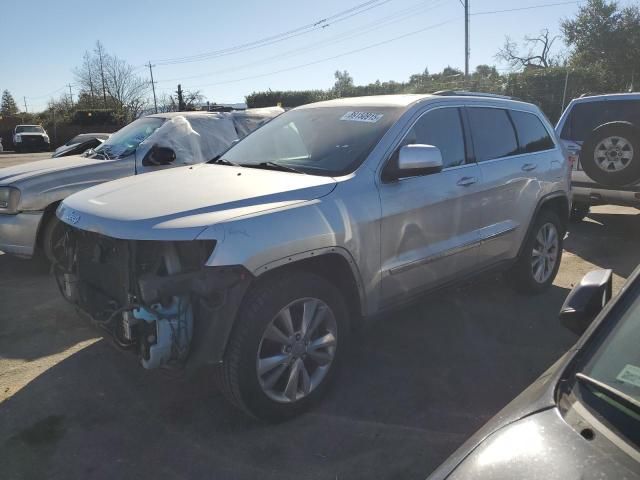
[0,187,21,213]
[14,134,22,142]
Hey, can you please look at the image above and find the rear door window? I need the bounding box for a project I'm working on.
[466,108,519,162]
[560,100,640,141]
[510,110,555,153]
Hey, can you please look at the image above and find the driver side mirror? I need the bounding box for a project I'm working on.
[385,144,443,181]
[559,269,613,335]
[142,145,176,166]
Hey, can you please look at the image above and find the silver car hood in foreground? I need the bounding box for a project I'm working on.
[58,164,337,241]
[445,407,639,480]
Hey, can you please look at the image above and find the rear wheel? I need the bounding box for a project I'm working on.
[508,210,563,293]
[570,203,590,222]
[218,271,348,420]
[580,122,640,186]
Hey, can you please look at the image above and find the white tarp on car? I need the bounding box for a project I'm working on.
[137,113,238,171]
[136,108,283,173]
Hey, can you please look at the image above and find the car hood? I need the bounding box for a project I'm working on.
[0,155,105,185]
[443,408,639,479]
[58,164,337,241]
[0,155,133,211]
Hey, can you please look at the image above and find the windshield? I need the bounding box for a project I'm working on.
[92,117,164,159]
[581,292,640,412]
[16,125,44,133]
[222,106,403,176]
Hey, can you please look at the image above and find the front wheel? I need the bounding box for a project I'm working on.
[218,271,349,420]
[508,210,564,293]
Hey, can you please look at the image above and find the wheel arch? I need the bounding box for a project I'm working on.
[517,192,569,258]
[252,248,366,321]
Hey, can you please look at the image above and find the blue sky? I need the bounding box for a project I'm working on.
[0,0,610,111]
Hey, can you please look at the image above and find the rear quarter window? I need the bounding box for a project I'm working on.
[510,110,555,153]
[561,99,640,141]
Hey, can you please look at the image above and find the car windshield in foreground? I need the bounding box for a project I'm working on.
[91,117,164,159]
[221,106,403,176]
[579,290,640,419]
[16,126,44,133]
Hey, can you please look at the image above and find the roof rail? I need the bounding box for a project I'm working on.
[432,90,519,100]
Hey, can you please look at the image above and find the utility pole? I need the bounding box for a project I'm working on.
[67,84,74,107]
[23,96,28,113]
[464,0,470,77]
[148,61,158,114]
[561,68,570,113]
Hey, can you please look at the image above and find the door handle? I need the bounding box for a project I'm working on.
[457,176,478,187]
[522,163,537,172]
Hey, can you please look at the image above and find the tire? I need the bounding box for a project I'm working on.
[570,203,590,223]
[580,122,640,186]
[40,212,66,265]
[218,271,349,420]
[508,209,564,294]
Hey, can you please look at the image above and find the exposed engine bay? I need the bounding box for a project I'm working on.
[55,226,249,369]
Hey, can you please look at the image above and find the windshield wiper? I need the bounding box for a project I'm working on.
[209,156,239,166]
[576,372,640,416]
[242,161,306,174]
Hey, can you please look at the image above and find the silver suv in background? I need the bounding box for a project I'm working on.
[556,93,640,221]
[56,93,570,419]
[0,107,282,262]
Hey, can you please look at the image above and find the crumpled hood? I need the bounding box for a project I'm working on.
[58,164,337,240]
[0,155,105,185]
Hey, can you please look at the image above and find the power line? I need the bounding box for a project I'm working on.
[472,0,580,16]
[154,0,445,85]
[154,0,392,66]
[183,17,457,89]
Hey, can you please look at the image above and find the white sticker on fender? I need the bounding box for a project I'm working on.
[616,364,640,388]
[340,111,384,123]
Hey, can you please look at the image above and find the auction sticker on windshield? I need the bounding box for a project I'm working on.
[340,111,384,123]
[616,364,640,388]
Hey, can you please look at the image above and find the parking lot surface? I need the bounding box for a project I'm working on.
[0,151,52,168]
[1,154,639,480]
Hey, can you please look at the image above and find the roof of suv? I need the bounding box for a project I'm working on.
[569,92,640,104]
[298,93,538,112]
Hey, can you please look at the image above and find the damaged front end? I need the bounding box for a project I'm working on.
[55,226,252,370]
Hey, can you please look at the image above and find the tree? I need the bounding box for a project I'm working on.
[474,64,499,78]
[1,90,19,115]
[562,0,640,81]
[496,29,560,70]
[333,70,354,96]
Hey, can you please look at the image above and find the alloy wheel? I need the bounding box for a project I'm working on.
[531,222,559,284]
[256,297,337,403]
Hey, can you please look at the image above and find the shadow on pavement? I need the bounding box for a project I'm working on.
[0,253,98,361]
[565,209,640,278]
[0,274,574,480]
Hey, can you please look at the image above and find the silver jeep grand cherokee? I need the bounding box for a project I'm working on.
[56,93,571,419]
